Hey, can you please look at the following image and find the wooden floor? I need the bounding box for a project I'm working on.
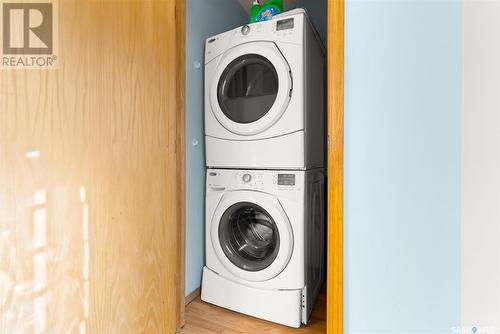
[180,285,326,334]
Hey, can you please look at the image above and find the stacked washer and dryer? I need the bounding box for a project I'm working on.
[201,9,325,328]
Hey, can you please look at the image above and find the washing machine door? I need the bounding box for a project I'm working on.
[211,191,293,282]
[210,42,292,136]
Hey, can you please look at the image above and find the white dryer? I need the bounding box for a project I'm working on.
[204,9,325,169]
[201,168,325,328]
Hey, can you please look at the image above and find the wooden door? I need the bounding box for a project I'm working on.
[327,0,344,333]
[0,0,185,333]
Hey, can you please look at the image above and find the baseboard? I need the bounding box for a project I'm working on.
[185,288,201,306]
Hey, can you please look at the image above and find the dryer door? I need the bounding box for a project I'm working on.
[210,42,292,136]
[211,191,293,282]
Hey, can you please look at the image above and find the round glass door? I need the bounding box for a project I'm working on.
[210,42,292,136]
[218,202,280,271]
[217,54,279,124]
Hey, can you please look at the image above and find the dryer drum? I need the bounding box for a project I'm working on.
[217,54,279,124]
[218,202,280,271]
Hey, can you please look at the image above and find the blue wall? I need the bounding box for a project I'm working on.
[185,0,248,296]
[344,1,462,333]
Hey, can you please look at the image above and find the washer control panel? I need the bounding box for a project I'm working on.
[207,169,303,193]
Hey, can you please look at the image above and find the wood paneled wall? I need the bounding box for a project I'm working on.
[327,0,344,333]
[0,0,184,333]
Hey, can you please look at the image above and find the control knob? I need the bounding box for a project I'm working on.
[241,25,251,35]
[242,173,252,183]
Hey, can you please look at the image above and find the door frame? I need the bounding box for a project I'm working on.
[327,1,345,333]
[176,0,344,331]
[176,0,186,330]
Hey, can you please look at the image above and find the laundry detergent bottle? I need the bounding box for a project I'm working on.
[249,0,284,23]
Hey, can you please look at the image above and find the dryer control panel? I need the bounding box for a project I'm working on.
[204,11,305,64]
[207,169,304,193]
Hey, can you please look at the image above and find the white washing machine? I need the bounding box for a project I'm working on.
[201,168,325,328]
[204,9,325,169]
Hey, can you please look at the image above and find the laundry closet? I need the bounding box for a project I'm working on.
[184,0,328,330]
